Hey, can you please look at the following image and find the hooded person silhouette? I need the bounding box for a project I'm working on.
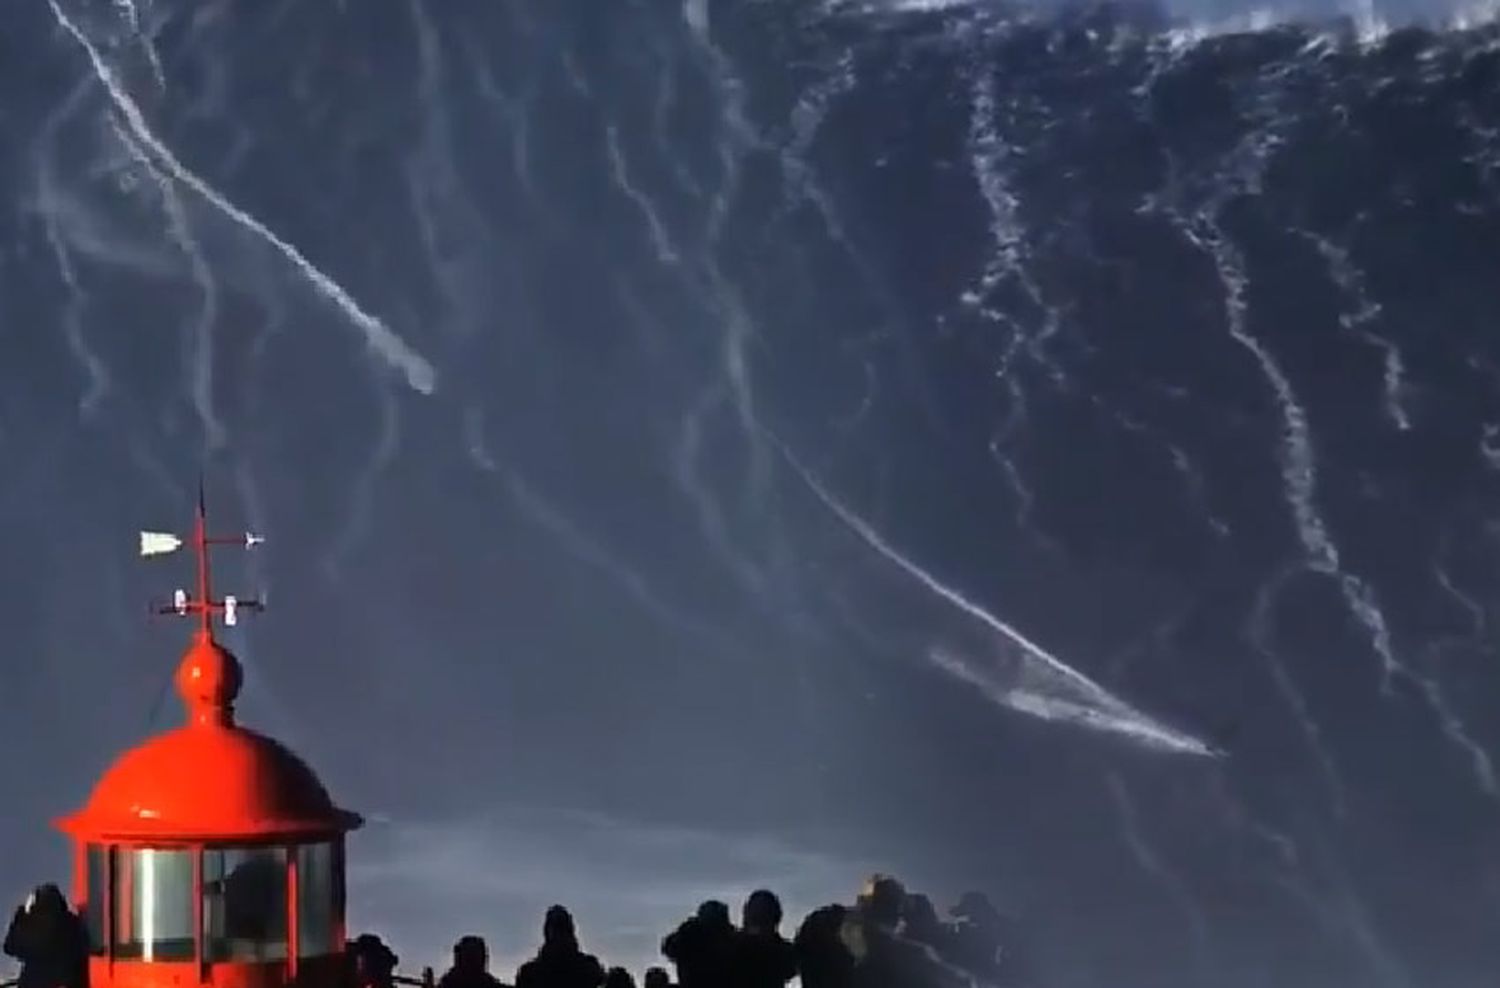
[841,876,942,988]
[348,934,399,988]
[949,892,1032,986]
[731,890,797,988]
[3,885,87,988]
[661,901,735,988]
[793,905,853,988]
[438,936,510,988]
[515,906,604,988]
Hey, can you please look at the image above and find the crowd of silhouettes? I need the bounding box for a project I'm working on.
[5,875,1029,988]
[349,875,1028,988]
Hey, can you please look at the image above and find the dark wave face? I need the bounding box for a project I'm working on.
[3,0,1500,984]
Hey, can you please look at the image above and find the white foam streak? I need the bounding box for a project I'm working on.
[683,0,709,38]
[1302,231,1411,431]
[825,0,974,14]
[780,50,860,251]
[1415,677,1499,794]
[605,124,680,266]
[464,43,552,232]
[1188,214,1498,797]
[1432,544,1487,641]
[112,0,164,90]
[1161,8,1287,51]
[777,51,916,409]
[672,387,768,596]
[834,0,1497,38]
[680,0,759,245]
[1249,569,1350,815]
[965,72,1023,287]
[671,0,774,521]
[1107,775,1214,975]
[1481,423,1500,470]
[110,118,224,451]
[779,446,1217,756]
[1108,404,1231,538]
[964,68,1067,388]
[714,275,769,504]
[36,168,109,420]
[931,648,1212,754]
[1290,834,1412,988]
[406,0,486,338]
[984,442,1039,535]
[465,409,739,654]
[1186,216,1406,682]
[48,0,437,396]
[1207,772,1302,870]
[649,51,705,201]
[322,378,401,581]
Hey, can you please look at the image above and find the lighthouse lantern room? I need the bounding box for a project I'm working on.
[55,490,362,988]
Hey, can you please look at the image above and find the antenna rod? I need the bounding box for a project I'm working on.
[196,477,211,637]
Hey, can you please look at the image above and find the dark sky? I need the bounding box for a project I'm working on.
[4,0,1500,984]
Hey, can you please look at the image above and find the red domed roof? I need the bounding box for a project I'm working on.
[58,632,361,842]
[58,724,361,841]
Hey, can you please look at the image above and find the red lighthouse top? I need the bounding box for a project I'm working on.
[57,486,361,843]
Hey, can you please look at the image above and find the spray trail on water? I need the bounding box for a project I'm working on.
[776,442,1219,757]
[46,0,437,397]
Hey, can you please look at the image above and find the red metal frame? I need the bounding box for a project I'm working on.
[286,848,300,980]
[104,848,114,971]
[332,841,347,953]
[193,846,205,980]
[117,852,133,952]
[82,839,346,988]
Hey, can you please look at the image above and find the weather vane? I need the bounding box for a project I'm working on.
[139,480,265,630]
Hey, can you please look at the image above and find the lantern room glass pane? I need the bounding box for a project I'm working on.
[84,845,107,956]
[112,848,195,961]
[295,842,339,957]
[203,847,288,962]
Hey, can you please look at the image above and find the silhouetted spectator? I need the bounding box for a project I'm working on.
[731,890,796,988]
[899,894,945,952]
[515,906,604,988]
[793,905,852,988]
[349,934,399,988]
[949,892,1032,987]
[842,876,939,988]
[899,893,973,988]
[438,935,509,988]
[223,856,282,947]
[661,900,735,988]
[602,969,634,988]
[641,968,672,988]
[946,892,1001,980]
[840,875,902,959]
[3,885,86,988]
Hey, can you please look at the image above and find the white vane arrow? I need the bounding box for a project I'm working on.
[140,531,182,557]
